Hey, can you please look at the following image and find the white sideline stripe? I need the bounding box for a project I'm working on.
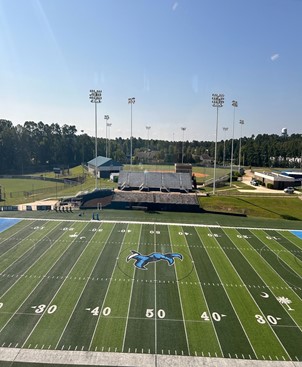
[3,216,300,232]
[0,348,301,366]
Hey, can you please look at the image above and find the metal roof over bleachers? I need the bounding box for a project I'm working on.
[118,171,192,192]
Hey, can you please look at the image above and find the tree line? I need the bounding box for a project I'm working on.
[0,119,301,174]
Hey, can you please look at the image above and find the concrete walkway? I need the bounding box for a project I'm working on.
[1,348,302,367]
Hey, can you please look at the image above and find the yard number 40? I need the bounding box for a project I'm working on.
[201,311,226,322]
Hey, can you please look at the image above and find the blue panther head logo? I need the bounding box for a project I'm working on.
[127,250,183,270]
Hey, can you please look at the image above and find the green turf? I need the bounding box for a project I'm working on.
[0,217,301,364]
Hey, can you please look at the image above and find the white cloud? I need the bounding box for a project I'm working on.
[172,2,178,11]
[270,53,280,61]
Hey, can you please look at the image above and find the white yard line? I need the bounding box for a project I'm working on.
[89,223,129,351]
[0,220,57,270]
[23,221,97,348]
[1,217,301,366]
[121,224,142,352]
[252,231,302,302]
[55,222,115,349]
[168,226,190,356]
[220,229,291,359]
[186,229,224,358]
[0,221,72,333]
[237,230,302,329]
[0,220,34,259]
[154,223,158,356]
[198,227,258,359]
[5,215,302,232]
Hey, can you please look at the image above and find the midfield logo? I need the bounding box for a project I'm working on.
[126,250,183,270]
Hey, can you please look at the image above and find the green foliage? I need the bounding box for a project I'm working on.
[1,119,301,174]
[266,183,274,189]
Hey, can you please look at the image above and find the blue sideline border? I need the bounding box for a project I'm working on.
[0,218,21,233]
[291,230,302,239]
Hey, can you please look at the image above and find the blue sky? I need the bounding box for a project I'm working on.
[0,0,301,142]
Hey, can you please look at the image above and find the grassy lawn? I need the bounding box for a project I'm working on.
[198,196,302,221]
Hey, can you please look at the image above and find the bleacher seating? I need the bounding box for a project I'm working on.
[118,171,192,192]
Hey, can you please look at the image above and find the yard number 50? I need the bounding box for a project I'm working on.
[146,309,165,319]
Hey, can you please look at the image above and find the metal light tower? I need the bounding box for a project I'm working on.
[146,125,151,164]
[239,119,245,171]
[128,97,135,166]
[222,127,229,167]
[181,127,186,163]
[89,89,102,189]
[212,94,224,194]
[107,122,112,157]
[104,115,110,157]
[80,129,85,180]
[230,100,238,187]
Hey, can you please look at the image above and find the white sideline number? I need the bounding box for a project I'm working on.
[90,306,111,317]
[146,309,165,319]
[201,311,225,322]
[255,314,279,325]
[34,304,57,314]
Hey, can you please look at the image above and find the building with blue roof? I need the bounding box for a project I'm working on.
[87,156,123,178]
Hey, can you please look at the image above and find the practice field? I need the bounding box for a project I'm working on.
[0,217,301,365]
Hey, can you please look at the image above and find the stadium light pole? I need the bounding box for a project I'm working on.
[104,115,110,157]
[89,89,102,189]
[222,127,229,167]
[146,125,151,164]
[181,127,186,163]
[239,119,245,171]
[107,122,112,157]
[212,94,224,195]
[128,97,135,167]
[230,100,238,187]
[80,129,85,185]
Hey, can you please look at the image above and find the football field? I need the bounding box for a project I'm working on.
[0,217,301,365]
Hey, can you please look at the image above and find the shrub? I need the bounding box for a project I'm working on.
[267,183,274,189]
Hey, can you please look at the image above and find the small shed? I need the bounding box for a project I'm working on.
[87,156,123,179]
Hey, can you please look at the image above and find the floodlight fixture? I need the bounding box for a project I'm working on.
[107,122,112,157]
[212,94,224,194]
[212,93,225,107]
[89,89,102,189]
[104,115,110,157]
[223,127,229,167]
[230,100,238,187]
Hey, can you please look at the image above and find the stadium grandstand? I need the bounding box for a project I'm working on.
[118,171,192,193]
[59,171,200,212]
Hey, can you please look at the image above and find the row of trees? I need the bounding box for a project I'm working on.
[0,119,301,174]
